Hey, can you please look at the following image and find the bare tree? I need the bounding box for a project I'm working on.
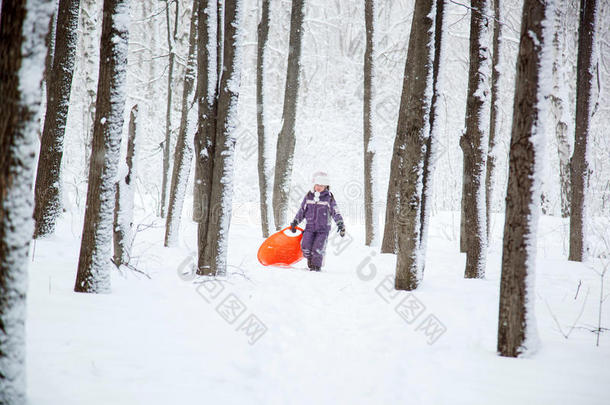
[420,0,446,252]
[569,0,598,262]
[114,105,139,266]
[272,0,305,230]
[33,0,81,238]
[461,0,492,279]
[363,0,377,246]
[485,0,502,237]
[394,0,436,291]
[74,0,130,293]
[194,0,218,274]
[0,0,51,400]
[257,0,272,238]
[160,0,179,218]
[497,0,552,358]
[201,0,244,276]
[165,0,198,247]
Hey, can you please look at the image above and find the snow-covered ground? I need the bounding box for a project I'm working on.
[27,209,609,404]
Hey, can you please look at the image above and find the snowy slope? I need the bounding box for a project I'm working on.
[26,209,609,404]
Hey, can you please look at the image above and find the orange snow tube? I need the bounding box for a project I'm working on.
[257,226,304,266]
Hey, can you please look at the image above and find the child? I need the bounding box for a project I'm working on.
[290,171,346,271]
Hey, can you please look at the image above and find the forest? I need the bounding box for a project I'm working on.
[1,0,609,403]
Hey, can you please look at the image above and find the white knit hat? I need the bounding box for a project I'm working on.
[312,171,330,186]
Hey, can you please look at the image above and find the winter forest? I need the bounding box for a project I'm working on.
[1,0,610,403]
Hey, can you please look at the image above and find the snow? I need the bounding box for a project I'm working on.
[26,211,610,404]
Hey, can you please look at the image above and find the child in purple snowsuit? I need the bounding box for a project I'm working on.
[290,171,345,271]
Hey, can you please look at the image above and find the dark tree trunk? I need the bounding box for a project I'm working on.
[393,0,436,291]
[160,0,179,218]
[569,0,597,262]
[461,0,492,279]
[0,0,50,401]
[272,0,305,231]
[165,0,198,247]
[202,0,243,276]
[363,0,376,246]
[485,0,501,238]
[74,0,130,293]
[34,0,81,238]
[194,0,219,274]
[256,0,272,239]
[497,0,549,358]
[114,105,138,266]
[420,0,445,251]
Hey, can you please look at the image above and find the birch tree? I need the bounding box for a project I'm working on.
[256,0,272,238]
[0,0,51,400]
[394,0,436,291]
[165,0,198,247]
[74,0,130,293]
[272,0,305,230]
[569,0,598,262]
[33,0,81,238]
[460,0,492,279]
[497,0,553,358]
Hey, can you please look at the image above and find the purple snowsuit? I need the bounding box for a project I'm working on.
[292,189,344,268]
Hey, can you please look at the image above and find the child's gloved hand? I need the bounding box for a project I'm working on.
[337,221,345,237]
[290,220,298,233]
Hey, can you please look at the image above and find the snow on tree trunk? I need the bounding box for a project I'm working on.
[256,0,272,239]
[460,0,492,279]
[160,0,179,219]
[485,0,502,238]
[113,105,138,266]
[195,0,218,274]
[569,0,598,262]
[272,0,305,231]
[497,0,554,358]
[165,0,198,248]
[74,0,130,293]
[33,0,81,238]
[203,0,244,276]
[363,0,377,247]
[78,0,101,174]
[420,0,446,254]
[393,0,436,291]
[0,0,52,401]
[550,1,574,219]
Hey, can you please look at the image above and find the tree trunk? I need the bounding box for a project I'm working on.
[272,0,305,231]
[569,0,597,262]
[380,133,402,254]
[165,0,198,247]
[420,0,445,251]
[461,0,492,279]
[363,0,376,246]
[79,0,100,176]
[256,0,272,239]
[393,0,436,291]
[74,0,130,293]
[202,0,244,276]
[33,0,81,238]
[160,0,179,218]
[114,105,138,266]
[550,2,573,219]
[485,0,501,238]
[0,0,50,401]
[194,0,219,274]
[497,0,550,358]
